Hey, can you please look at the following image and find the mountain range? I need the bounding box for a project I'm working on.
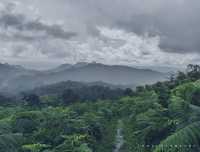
[0,62,166,93]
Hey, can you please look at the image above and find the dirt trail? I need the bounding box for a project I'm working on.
[113,120,124,152]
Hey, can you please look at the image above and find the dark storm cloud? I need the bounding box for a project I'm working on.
[0,4,76,41]
[25,21,76,40]
[65,0,200,53]
[116,12,200,53]
[125,0,200,53]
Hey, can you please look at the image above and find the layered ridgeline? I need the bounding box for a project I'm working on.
[1,65,200,152]
[0,62,166,93]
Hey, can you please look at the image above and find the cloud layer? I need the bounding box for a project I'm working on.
[0,0,200,69]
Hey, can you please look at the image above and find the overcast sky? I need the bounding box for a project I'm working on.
[0,0,200,69]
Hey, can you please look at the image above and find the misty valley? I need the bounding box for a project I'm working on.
[1,63,200,152]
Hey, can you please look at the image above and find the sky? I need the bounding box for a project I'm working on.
[0,0,200,70]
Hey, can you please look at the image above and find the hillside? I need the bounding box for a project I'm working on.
[29,81,129,95]
[0,63,39,90]
[0,62,165,93]
[25,81,128,104]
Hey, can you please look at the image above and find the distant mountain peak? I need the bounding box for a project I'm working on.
[75,61,89,65]
[49,62,90,73]
[0,62,24,70]
[73,62,89,68]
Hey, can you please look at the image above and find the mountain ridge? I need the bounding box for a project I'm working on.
[0,62,166,93]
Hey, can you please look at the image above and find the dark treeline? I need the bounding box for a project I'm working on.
[21,81,133,106]
[21,85,128,107]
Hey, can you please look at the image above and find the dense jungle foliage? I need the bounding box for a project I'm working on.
[1,64,200,152]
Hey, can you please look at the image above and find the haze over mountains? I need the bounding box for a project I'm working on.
[0,62,166,93]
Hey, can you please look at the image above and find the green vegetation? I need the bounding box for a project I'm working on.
[1,64,200,151]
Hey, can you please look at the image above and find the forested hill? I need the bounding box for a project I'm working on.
[28,81,131,96]
[0,62,165,93]
[1,64,200,152]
